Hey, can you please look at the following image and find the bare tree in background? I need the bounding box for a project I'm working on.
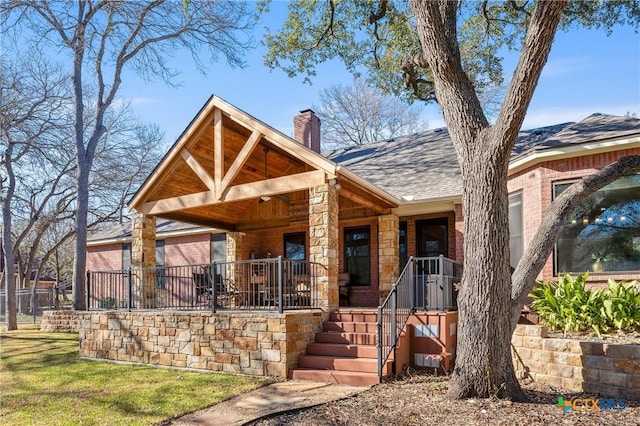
[1,1,256,310]
[1,50,72,329]
[314,78,427,149]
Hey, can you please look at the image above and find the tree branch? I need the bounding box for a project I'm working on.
[492,0,566,158]
[510,155,640,325]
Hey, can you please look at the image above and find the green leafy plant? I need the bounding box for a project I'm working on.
[529,273,640,337]
[100,297,119,309]
[600,278,640,331]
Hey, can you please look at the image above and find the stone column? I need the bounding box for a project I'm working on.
[309,183,339,312]
[226,232,245,301]
[131,213,156,308]
[378,214,400,302]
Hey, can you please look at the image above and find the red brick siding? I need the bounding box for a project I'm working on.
[87,243,123,272]
[163,234,211,267]
[508,148,640,282]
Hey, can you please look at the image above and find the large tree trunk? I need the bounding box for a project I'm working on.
[447,134,526,400]
[72,162,90,311]
[2,143,17,330]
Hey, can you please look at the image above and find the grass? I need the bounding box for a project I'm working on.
[0,328,269,425]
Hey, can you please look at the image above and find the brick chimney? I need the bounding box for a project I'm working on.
[294,109,321,153]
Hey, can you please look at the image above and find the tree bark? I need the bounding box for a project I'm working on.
[1,146,17,330]
[409,0,567,400]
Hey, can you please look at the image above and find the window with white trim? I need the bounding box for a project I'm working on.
[508,192,523,269]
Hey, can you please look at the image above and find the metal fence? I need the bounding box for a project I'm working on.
[377,255,462,378]
[87,257,323,313]
[0,287,59,324]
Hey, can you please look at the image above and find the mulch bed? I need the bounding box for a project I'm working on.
[250,373,639,426]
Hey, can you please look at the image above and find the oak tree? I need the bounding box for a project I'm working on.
[263,0,640,400]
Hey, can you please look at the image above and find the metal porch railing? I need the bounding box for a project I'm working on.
[86,257,322,313]
[377,255,462,378]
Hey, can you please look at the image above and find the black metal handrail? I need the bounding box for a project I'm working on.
[377,255,462,378]
[86,257,322,313]
[377,256,415,378]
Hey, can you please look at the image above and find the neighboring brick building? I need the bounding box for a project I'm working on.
[89,95,640,307]
[87,220,226,272]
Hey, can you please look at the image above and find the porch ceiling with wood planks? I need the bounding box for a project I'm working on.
[129,96,398,230]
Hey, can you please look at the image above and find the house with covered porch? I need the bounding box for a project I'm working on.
[79,95,640,385]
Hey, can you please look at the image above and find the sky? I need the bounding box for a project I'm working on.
[119,3,640,146]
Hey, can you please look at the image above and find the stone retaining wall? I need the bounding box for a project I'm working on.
[44,310,323,378]
[41,310,80,333]
[512,324,640,400]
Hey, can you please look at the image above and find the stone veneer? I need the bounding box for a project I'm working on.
[41,310,80,333]
[48,310,323,377]
[378,214,399,301]
[309,183,339,311]
[512,324,640,400]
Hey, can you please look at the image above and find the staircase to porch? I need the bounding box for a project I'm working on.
[289,309,392,386]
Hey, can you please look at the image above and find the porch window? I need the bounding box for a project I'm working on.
[344,226,371,286]
[399,221,408,269]
[122,243,131,270]
[509,192,523,269]
[554,175,640,273]
[156,240,165,289]
[284,232,306,260]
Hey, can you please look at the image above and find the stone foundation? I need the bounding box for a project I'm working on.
[49,310,322,378]
[41,310,80,333]
[512,325,640,400]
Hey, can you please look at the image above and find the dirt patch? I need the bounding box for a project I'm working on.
[249,374,638,426]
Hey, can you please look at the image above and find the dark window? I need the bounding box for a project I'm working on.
[399,221,408,269]
[122,243,131,270]
[284,232,306,260]
[509,193,523,269]
[554,175,640,273]
[211,233,226,263]
[416,219,448,258]
[156,240,165,289]
[344,226,371,286]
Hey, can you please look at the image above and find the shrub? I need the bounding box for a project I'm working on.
[529,273,640,337]
[99,297,119,309]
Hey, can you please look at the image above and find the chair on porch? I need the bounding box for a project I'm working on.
[192,272,212,305]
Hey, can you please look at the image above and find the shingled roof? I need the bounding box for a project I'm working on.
[87,218,217,244]
[326,113,640,202]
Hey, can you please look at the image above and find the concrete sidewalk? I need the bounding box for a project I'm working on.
[166,380,370,426]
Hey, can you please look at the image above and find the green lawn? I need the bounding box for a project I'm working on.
[0,329,269,425]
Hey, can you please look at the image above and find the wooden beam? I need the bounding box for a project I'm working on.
[219,130,262,195]
[141,170,326,215]
[339,188,390,214]
[214,108,223,198]
[180,149,216,193]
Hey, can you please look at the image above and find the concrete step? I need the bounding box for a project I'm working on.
[298,354,390,374]
[323,321,378,333]
[306,342,379,359]
[329,310,378,323]
[290,369,380,386]
[314,331,377,346]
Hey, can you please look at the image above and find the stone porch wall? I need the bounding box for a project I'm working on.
[512,324,640,400]
[46,310,322,378]
[41,310,80,333]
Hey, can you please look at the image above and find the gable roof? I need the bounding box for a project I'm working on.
[326,113,640,202]
[128,95,398,229]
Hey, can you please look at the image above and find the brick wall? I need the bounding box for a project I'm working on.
[164,234,211,266]
[512,324,640,400]
[508,148,640,282]
[69,310,322,378]
[87,243,123,271]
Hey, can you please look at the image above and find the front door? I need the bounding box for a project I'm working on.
[416,218,448,258]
